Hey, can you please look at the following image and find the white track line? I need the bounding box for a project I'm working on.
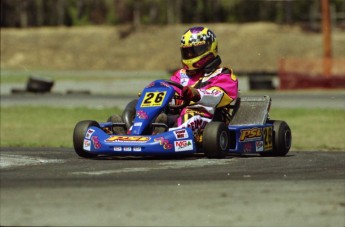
[0,154,64,169]
[72,159,234,176]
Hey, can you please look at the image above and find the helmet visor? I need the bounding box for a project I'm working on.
[181,44,209,60]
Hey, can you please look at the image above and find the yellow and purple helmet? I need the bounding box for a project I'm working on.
[180,26,218,71]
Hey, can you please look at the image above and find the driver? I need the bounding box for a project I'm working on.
[167,26,238,136]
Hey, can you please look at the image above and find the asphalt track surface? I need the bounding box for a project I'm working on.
[1,91,345,109]
[1,148,345,227]
[2,78,345,109]
[1,91,345,226]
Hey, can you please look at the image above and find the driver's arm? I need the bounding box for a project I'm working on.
[197,87,233,108]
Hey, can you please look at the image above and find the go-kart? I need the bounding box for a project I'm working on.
[73,79,292,158]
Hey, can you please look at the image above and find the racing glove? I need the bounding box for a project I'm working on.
[182,86,201,102]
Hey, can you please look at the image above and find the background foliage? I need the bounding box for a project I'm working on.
[1,0,345,28]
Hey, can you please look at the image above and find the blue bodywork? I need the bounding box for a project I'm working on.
[80,80,274,156]
[228,124,273,154]
[83,125,196,156]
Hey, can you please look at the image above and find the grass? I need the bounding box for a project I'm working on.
[1,24,344,72]
[1,106,344,151]
[0,106,121,148]
[269,108,345,151]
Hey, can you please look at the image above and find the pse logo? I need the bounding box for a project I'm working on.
[240,128,262,142]
[174,140,193,152]
[106,136,150,143]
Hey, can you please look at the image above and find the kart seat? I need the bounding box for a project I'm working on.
[229,96,271,125]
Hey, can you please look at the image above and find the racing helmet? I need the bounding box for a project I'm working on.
[180,26,219,71]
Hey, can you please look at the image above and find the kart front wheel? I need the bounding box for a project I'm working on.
[73,120,99,158]
[203,122,230,159]
[260,120,292,157]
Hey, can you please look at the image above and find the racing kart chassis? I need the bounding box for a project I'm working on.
[73,80,292,158]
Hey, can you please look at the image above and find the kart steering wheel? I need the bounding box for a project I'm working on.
[163,80,190,110]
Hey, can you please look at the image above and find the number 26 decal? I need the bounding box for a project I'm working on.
[141,92,166,107]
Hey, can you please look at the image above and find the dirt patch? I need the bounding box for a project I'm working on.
[1,23,345,72]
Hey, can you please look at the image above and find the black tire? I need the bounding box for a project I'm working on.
[26,77,54,93]
[260,120,292,157]
[107,114,126,134]
[122,99,138,129]
[107,114,123,123]
[73,120,99,158]
[202,122,230,159]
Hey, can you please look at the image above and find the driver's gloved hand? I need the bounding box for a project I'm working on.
[182,86,201,102]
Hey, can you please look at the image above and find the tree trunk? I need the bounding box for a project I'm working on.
[56,0,65,26]
[133,1,141,28]
[167,0,174,24]
[19,0,28,27]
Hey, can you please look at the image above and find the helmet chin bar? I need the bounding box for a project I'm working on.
[193,53,215,69]
[186,68,203,76]
[184,56,222,76]
[204,55,222,73]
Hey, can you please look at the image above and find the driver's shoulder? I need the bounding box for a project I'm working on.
[220,67,233,75]
[204,67,232,80]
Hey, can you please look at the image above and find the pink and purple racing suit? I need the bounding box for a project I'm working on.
[170,67,238,132]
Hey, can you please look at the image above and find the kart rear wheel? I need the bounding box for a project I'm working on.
[73,120,99,158]
[203,122,230,159]
[260,120,292,157]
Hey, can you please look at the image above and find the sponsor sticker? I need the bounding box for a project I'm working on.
[83,139,91,151]
[91,136,102,149]
[181,78,189,86]
[243,143,252,153]
[187,118,208,131]
[256,141,264,152]
[114,147,122,151]
[137,110,148,119]
[199,89,222,96]
[154,137,173,150]
[134,122,142,127]
[173,129,189,140]
[133,147,142,152]
[174,140,193,152]
[85,129,95,139]
[123,147,132,152]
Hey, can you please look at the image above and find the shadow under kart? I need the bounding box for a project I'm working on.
[73,80,291,159]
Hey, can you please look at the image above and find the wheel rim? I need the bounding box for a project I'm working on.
[219,131,229,150]
[284,130,292,150]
